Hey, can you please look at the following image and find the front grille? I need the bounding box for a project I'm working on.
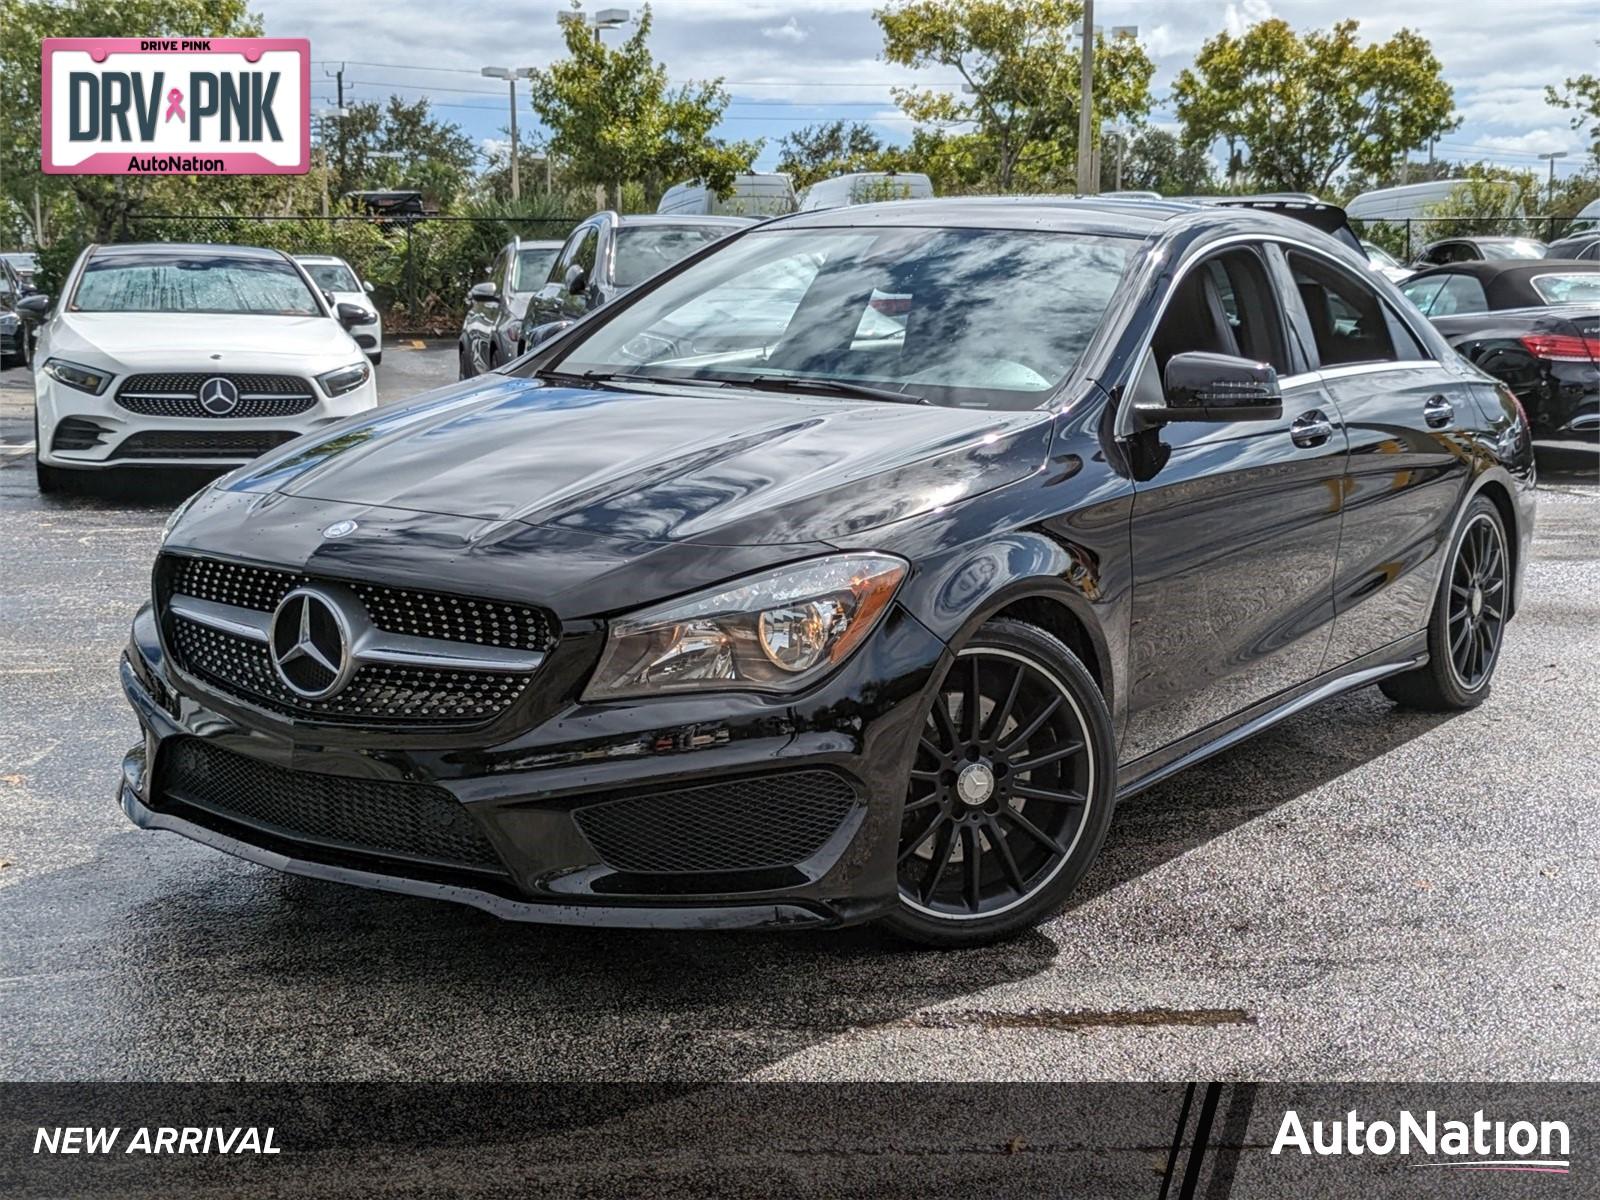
[573,772,858,874]
[167,618,531,724]
[116,373,317,419]
[157,553,557,726]
[157,737,505,873]
[163,555,555,653]
[110,430,300,460]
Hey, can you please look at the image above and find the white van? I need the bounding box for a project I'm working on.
[1343,179,1523,223]
[657,173,797,218]
[797,171,935,211]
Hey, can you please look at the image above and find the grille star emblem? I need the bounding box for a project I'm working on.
[269,589,352,699]
[198,376,240,415]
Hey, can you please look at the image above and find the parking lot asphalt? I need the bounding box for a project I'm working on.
[1,342,1597,1082]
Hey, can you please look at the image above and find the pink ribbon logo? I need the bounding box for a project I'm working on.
[164,88,185,123]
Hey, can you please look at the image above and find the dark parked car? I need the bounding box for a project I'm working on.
[1543,230,1600,262]
[2,250,39,289]
[518,211,747,350]
[1401,261,1600,445]
[1411,236,1546,269]
[122,197,1534,946]
[0,256,29,367]
[457,238,564,378]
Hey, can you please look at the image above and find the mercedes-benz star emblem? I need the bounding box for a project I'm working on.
[322,519,358,539]
[269,589,352,699]
[198,376,240,416]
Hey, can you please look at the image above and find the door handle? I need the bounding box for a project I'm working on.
[1289,409,1334,448]
[1423,394,1455,428]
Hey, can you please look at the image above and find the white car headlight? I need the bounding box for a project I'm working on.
[316,360,371,397]
[42,358,112,395]
[583,554,908,700]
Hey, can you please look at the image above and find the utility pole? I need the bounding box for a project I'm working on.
[1075,0,1095,195]
[481,67,523,201]
[1538,151,1568,207]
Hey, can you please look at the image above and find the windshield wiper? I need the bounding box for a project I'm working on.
[699,372,928,405]
[533,368,691,388]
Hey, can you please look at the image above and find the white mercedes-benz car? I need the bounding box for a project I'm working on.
[294,253,383,363]
[25,242,378,495]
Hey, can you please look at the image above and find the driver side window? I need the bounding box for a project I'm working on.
[1149,246,1290,377]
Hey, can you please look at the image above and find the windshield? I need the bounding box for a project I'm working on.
[300,261,360,292]
[551,226,1134,411]
[513,246,561,292]
[1531,273,1600,304]
[612,225,730,288]
[74,252,322,315]
[1481,240,1546,260]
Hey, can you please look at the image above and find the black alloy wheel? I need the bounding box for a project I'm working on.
[1381,494,1510,711]
[882,619,1116,947]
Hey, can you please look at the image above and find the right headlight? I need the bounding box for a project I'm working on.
[583,553,908,701]
[316,360,372,397]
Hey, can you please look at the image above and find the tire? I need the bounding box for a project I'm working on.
[1380,494,1509,711]
[487,343,501,372]
[458,342,474,380]
[880,618,1117,948]
[369,351,383,367]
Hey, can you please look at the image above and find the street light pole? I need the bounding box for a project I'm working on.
[1538,151,1568,207]
[482,67,521,201]
[1075,0,1095,195]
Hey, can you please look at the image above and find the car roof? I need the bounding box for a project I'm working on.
[89,242,291,262]
[612,213,753,228]
[292,253,348,263]
[1406,258,1600,282]
[1426,235,1544,247]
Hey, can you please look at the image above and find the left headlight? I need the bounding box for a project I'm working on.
[42,358,112,395]
[583,553,908,701]
[316,360,371,397]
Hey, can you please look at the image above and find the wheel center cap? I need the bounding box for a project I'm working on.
[1470,587,1483,618]
[956,762,996,807]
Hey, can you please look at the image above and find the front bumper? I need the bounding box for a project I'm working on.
[120,597,948,930]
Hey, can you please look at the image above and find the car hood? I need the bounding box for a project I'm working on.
[50,311,363,369]
[226,375,1052,546]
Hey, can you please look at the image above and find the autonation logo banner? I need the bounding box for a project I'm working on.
[42,37,309,175]
[1273,1107,1572,1175]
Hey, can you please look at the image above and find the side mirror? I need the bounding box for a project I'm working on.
[16,293,50,322]
[563,264,588,294]
[468,281,500,305]
[524,319,575,350]
[1134,351,1282,426]
[336,301,376,328]
[362,280,375,294]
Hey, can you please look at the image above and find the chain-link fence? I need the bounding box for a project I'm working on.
[118,214,584,335]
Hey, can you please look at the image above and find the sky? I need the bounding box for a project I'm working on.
[261,0,1598,181]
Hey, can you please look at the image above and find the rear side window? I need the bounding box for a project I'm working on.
[1531,273,1600,304]
[1287,251,1397,367]
[1402,276,1446,315]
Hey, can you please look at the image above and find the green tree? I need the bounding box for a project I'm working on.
[1546,54,1600,159]
[527,3,759,206]
[0,0,264,243]
[1418,166,1543,242]
[875,0,1154,192]
[330,97,478,208]
[776,121,902,189]
[1172,18,1459,195]
[1099,128,1215,195]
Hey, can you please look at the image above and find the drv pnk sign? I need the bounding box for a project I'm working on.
[42,38,309,175]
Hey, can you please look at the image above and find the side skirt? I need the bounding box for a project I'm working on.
[1115,632,1428,800]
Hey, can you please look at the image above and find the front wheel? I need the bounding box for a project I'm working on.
[880,619,1117,948]
[1380,495,1510,711]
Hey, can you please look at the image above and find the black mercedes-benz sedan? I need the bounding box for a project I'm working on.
[119,197,1536,946]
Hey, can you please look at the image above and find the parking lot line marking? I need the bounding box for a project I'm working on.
[0,442,36,458]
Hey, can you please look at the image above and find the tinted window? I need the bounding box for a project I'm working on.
[513,247,560,292]
[572,229,600,280]
[300,262,359,292]
[1401,277,1447,315]
[552,227,1134,410]
[1531,273,1600,304]
[612,225,729,288]
[1287,251,1396,366]
[74,252,321,315]
[1428,274,1489,316]
[1151,247,1290,373]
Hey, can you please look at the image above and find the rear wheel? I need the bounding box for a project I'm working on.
[880,619,1116,948]
[458,341,475,380]
[1380,495,1509,711]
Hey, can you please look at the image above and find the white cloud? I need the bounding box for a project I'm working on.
[1224,0,1275,38]
[761,18,808,44]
